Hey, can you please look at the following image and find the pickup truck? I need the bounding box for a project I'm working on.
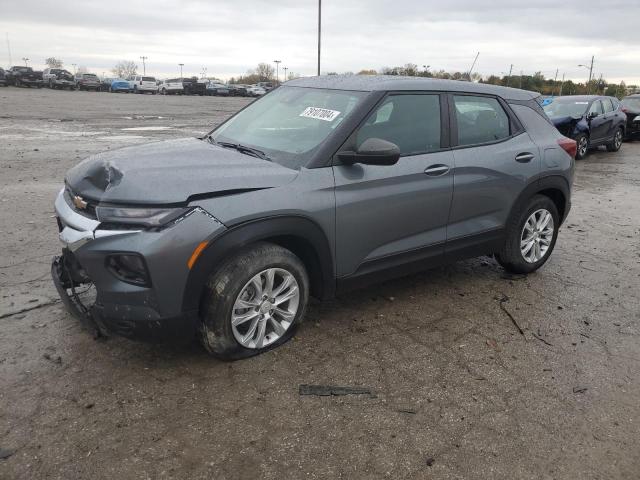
[9,66,43,88]
[43,68,75,90]
[182,77,207,96]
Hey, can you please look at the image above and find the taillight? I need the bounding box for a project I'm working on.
[622,107,628,113]
[557,137,577,159]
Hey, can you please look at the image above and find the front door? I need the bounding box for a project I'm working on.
[333,93,454,278]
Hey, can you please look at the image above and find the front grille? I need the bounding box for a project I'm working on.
[64,188,98,220]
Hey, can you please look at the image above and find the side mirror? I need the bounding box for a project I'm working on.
[338,138,401,166]
[588,111,599,119]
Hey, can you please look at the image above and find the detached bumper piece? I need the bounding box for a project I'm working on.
[51,252,104,338]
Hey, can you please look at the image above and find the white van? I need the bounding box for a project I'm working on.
[128,75,158,94]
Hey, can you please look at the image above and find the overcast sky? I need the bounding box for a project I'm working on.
[1,0,639,84]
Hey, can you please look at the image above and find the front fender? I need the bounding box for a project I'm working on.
[181,215,335,314]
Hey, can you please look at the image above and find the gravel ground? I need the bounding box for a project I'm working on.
[0,87,639,480]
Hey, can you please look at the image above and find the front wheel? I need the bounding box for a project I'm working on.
[606,128,623,152]
[496,195,559,274]
[574,133,588,160]
[199,242,309,360]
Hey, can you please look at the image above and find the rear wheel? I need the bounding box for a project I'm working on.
[606,128,623,152]
[199,242,309,360]
[496,195,559,274]
[575,133,588,160]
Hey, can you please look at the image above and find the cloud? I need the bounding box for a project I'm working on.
[1,0,638,84]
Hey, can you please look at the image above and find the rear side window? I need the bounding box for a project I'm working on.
[356,94,441,155]
[142,77,155,82]
[453,95,510,146]
[602,98,614,113]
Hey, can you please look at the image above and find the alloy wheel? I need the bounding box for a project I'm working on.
[614,130,622,149]
[578,137,588,158]
[520,209,554,263]
[231,268,300,349]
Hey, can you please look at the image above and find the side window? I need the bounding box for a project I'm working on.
[356,94,441,155]
[602,98,614,113]
[589,100,604,115]
[453,95,510,146]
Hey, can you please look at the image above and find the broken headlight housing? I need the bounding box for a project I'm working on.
[95,206,190,228]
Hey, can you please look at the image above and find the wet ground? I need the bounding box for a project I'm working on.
[1,87,639,480]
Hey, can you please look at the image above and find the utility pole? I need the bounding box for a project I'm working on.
[559,73,565,96]
[519,70,523,89]
[553,68,558,95]
[283,66,288,81]
[201,67,207,79]
[506,64,513,87]
[140,56,148,75]
[5,33,12,66]
[467,52,480,81]
[72,63,76,75]
[579,56,594,94]
[22,57,29,67]
[317,0,322,76]
[178,63,184,80]
[273,60,281,83]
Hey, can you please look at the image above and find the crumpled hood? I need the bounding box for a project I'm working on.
[65,137,298,205]
[551,116,581,128]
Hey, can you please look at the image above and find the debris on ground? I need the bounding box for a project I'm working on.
[43,352,62,365]
[299,385,373,397]
[497,294,525,336]
[426,457,435,467]
[0,448,15,460]
[573,386,588,394]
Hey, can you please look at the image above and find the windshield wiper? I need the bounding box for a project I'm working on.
[207,137,271,161]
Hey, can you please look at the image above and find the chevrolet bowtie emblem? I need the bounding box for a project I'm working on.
[73,195,88,210]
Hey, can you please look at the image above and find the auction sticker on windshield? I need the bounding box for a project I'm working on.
[300,107,341,122]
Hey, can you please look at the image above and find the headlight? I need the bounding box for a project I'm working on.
[95,206,190,227]
[634,116,640,123]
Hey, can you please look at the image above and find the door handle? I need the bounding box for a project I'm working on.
[515,152,535,163]
[424,165,450,176]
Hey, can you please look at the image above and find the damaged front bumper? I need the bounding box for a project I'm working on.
[51,188,225,342]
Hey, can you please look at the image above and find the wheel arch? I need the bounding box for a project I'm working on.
[181,215,335,315]
[509,176,571,228]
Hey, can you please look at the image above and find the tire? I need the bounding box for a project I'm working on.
[133,86,138,94]
[161,88,166,95]
[496,194,559,274]
[199,242,309,360]
[574,133,588,160]
[606,128,623,152]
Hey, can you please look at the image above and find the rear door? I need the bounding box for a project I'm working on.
[333,92,454,277]
[601,98,617,139]
[447,94,541,256]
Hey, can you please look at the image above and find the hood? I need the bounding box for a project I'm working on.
[550,116,583,130]
[65,138,298,205]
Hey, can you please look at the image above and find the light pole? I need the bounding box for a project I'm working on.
[72,63,76,75]
[22,57,29,67]
[578,56,594,94]
[317,0,321,76]
[273,60,281,83]
[423,65,430,76]
[179,63,184,81]
[201,67,207,79]
[283,66,288,81]
[140,56,148,75]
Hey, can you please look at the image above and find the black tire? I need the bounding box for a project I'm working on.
[199,242,309,360]
[574,133,588,160]
[496,194,560,274]
[606,128,623,152]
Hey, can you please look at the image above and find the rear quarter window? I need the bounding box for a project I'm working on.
[453,95,510,146]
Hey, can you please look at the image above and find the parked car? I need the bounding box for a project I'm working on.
[205,82,230,96]
[52,76,575,359]
[108,78,131,93]
[43,68,75,90]
[128,75,158,94]
[621,94,640,140]
[227,84,249,96]
[542,95,626,159]
[8,66,43,88]
[158,78,184,95]
[76,73,102,91]
[257,81,275,91]
[0,68,7,87]
[246,85,267,97]
[182,77,207,96]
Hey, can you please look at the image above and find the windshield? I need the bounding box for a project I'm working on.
[543,98,590,119]
[210,86,367,169]
[622,98,640,111]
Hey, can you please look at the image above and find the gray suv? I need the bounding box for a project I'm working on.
[51,76,575,359]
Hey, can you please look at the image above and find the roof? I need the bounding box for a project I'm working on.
[285,74,540,101]
[553,95,614,101]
